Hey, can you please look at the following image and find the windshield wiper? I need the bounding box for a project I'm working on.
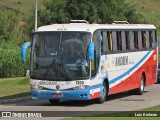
[59,61,73,81]
[43,58,58,78]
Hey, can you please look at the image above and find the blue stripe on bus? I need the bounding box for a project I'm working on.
[90,83,101,89]
[109,51,151,85]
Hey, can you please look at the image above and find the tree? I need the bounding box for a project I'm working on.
[27,0,144,31]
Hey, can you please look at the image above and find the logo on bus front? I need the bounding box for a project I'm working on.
[39,81,57,85]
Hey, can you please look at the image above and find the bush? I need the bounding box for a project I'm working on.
[0,48,30,78]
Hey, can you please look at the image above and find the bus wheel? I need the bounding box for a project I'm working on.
[96,82,107,104]
[135,75,145,95]
[49,99,60,104]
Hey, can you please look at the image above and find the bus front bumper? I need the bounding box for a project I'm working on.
[31,88,91,100]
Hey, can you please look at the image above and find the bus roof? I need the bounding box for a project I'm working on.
[37,23,156,33]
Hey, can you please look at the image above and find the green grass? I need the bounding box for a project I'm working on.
[0,0,43,15]
[142,105,160,111]
[0,77,30,98]
[124,0,160,33]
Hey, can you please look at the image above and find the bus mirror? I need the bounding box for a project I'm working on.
[88,42,94,61]
[20,42,32,62]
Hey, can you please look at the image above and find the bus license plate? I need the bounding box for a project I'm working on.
[52,93,63,98]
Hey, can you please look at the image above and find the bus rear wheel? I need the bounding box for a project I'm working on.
[135,75,145,95]
[96,82,107,104]
[49,99,60,104]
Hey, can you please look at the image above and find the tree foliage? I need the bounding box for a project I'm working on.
[0,10,19,43]
[0,9,29,78]
[36,0,144,26]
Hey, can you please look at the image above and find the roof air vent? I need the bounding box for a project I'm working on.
[112,21,129,24]
[70,20,89,24]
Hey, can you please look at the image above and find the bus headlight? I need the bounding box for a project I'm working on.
[30,84,44,90]
[31,84,38,89]
[73,85,89,90]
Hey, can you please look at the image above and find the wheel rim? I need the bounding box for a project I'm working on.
[101,84,106,99]
[140,77,144,91]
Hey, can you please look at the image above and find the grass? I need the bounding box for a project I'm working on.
[0,77,30,98]
[142,105,160,111]
[124,0,160,34]
[0,0,44,15]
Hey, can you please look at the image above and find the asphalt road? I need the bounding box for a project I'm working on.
[0,83,160,113]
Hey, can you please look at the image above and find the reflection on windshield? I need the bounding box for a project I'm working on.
[31,32,90,81]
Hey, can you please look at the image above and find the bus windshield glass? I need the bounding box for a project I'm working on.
[31,32,91,81]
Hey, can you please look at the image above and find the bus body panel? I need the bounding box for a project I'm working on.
[89,49,157,96]
[28,23,158,102]
[109,49,157,94]
[30,79,102,100]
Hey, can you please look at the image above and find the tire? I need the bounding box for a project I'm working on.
[135,75,145,95]
[96,82,107,104]
[49,99,60,104]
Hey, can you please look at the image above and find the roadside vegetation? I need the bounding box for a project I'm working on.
[124,0,160,35]
[0,0,144,78]
[0,77,29,98]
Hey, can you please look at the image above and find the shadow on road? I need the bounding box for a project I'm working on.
[0,92,30,100]
[155,82,160,84]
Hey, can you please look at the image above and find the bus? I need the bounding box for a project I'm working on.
[21,20,158,104]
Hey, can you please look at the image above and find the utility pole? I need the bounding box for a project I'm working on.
[34,0,38,32]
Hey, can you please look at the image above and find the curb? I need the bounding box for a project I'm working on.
[0,96,31,104]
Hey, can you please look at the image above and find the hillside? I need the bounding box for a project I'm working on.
[0,0,43,15]
[124,0,160,34]
[0,0,159,78]
[0,0,159,31]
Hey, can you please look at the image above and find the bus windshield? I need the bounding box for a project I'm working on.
[31,32,91,81]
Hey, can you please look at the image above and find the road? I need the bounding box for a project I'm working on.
[0,84,160,116]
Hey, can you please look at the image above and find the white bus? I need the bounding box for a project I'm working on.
[21,20,158,104]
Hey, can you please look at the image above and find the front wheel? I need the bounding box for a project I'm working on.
[96,82,107,104]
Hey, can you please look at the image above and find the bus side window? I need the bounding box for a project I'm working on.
[142,31,147,49]
[102,31,108,53]
[107,31,113,51]
[145,31,150,49]
[100,31,103,53]
[121,31,126,51]
[91,31,100,77]
[129,31,135,50]
[152,31,157,48]
[112,31,117,51]
[116,31,122,51]
[138,31,142,49]
[134,31,138,49]
[149,31,153,48]
[125,31,130,50]
[155,31,157,43]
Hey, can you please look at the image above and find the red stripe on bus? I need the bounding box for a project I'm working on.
[90,92,100,99]
[110,50,157,95]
